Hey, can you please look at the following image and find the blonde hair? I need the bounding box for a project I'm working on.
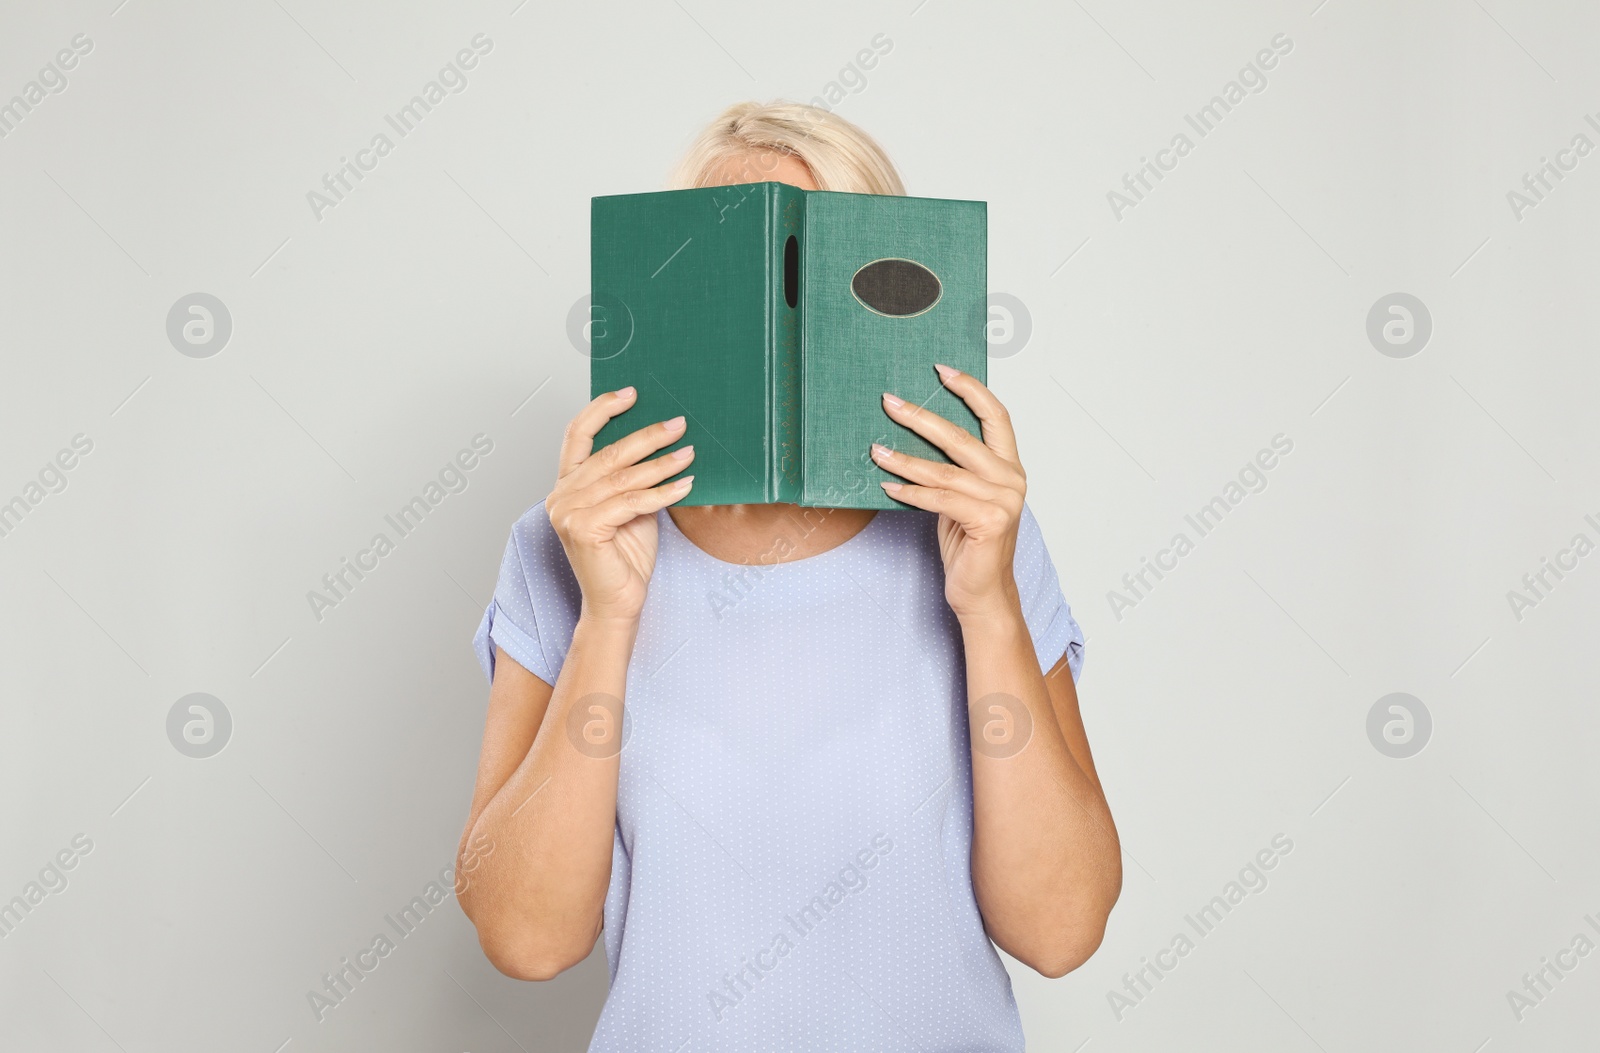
[666,100,905,196]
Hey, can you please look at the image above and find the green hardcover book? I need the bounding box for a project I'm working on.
[590,181,986,509]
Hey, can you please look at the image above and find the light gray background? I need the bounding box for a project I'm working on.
[2,0,1596,1049]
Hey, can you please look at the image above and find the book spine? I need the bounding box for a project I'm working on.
[771,184,803,502]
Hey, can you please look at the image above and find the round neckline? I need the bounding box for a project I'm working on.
[660,506,884,571]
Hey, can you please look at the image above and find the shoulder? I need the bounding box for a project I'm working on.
[496,496,583,614]
[500,497,571,581]
[511,494,555,540]
[1013,500,1055,585]
[472,497,583,685]
[1017,500,1046,547]
[1012,499,1087,681]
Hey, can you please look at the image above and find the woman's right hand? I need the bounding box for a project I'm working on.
[547,386,695,624]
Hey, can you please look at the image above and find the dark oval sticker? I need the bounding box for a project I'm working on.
[850,258,942,317]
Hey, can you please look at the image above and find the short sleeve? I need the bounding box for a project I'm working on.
[471,498,582,686]
[1013,501,1086,682]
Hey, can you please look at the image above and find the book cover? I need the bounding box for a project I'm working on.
[590,182,987,509]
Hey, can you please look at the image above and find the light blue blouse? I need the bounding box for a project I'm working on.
[474,500,1084,1052]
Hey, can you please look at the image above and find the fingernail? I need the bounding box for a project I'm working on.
[934,363,960,380]
[881,481,903,493]
[615,386,635,400]
[882,392,905,409]
[665,415,686,432]
[871,443,892,460]
[673,445,695,460]
[676,475,694,488]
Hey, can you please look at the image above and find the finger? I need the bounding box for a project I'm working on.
[878,481,1009,536]
[564,413,687,493]
[570,444,696,509]
[578,475,695,535]
[558,386,639,477]
[932,364,1020,465]
[881,390,1013,482]
[870,442,1012,503]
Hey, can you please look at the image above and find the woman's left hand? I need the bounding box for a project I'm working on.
[872,363,1027,621]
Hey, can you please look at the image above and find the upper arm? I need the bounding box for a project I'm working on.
[1015,503,1099,791]
[1045,650,1105,797]
[463,647,556,838]
[1013,502,1086,681]
[460,503,579,867]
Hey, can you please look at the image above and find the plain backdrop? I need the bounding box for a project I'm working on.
[2,0,1597,1050]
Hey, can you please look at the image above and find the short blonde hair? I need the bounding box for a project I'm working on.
[666,100,906,196]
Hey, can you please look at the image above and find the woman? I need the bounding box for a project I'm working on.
[456,100,1120,1052]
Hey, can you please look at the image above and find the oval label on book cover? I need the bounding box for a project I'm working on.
[850,258,942,318]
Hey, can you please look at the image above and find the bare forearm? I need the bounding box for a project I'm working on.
[961,600,1121,977]
[458,615,637,978]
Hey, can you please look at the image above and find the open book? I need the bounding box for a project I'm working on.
[590,181,986,509]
